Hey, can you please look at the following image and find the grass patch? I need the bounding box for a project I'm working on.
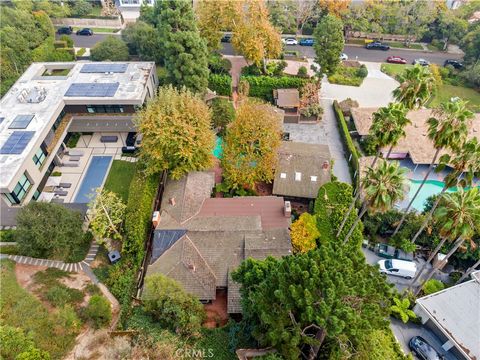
[42,68,71,76]
[72,26,120,33]
[88,6,103,17]
[196,327,238,360]
[386,41,423,50]
[104,160,137,203]
[346,39,368,46]
[0,260,81,359]
[429,84,480,112]
[0,245,19,255]
[328,64,368,87]
[66,132,81,148]
[380,63,413,79]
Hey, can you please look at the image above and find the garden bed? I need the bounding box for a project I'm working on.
[328,63,368,86]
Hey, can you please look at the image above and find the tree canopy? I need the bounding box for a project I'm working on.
[90,35,129,61]
[135,86,215,179]
[222,100,282,190]
[313,14,345,76]
[122,21,163,62]
[290,213,320,254]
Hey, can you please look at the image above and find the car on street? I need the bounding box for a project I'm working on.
[378,259,416,279]
[386,56,407,64]
[76,28,93,36]
[57,26,73,35]
[221,34,232,43]
[366,41,390,50]
[444,59,464,69]
[375,243,413,261]
[409,336,444,360]
[340,53,348,60]
[282,38,298,45]
[413,58,430,66]
[299,38,314,46]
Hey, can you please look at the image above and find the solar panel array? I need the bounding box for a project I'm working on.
[9,115,34,129]
[80,64,128,73]
[151,229,187,264]
[0,131,35,155]
[65,83,119,97]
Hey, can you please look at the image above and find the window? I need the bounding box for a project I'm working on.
[4,172,32,205]
[280,172,287,179]
[295,172,302,181]
[310,176,317,182]
[86,105,124,113]
[32,189,41,201]
[32,147,47,168]
[52,109,66,131]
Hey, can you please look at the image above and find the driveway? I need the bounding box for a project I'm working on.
[321,62,399,107]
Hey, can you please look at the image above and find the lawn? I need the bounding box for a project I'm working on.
[0,260,80,359]
[328,64,368,86]
[385,41,423,50]
[380,63,413,78]
[429,84,480,113]
[103,160,137,203]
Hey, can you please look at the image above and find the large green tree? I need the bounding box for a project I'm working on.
[392,64,437,110]
[15,202,86,261]
[266,0,298,34]
[232,243,392,359]
[313,14,345,76]
[135,86,215,179]
[122,21,163,62]
[222,100,282,190]
[90,35,129,61]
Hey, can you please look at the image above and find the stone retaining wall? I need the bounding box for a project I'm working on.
[52,17,122,28]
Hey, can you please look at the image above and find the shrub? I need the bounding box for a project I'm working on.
[45,285,84,308]
[0,229,16,242]
[90,36,129,61]
[429,64,443,86]
[357,64,368,78]
[297,66,308,78]
[51,171,62,177]
[328,64,367,86]
[143,274,205,336]
[422,279,445,295]
[57,305,82,333]
[359,135,378,156]
[66,132,80,148]
[208,53,231,75]
[265,60,287,76]
[76,48,86,57]
[208,74,232,96]
[71,0,92,17]
[241,64,263,76]
[241,75,309,102]
[59,35,73,48]
[211,98,235,133]
[0,325,50,360]
[300,104,323,118]
[53,40,67,49]
[83,295,111,329]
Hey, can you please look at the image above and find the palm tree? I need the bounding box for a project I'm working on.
[392,64,436,110]
[411,137,480,243]
[393,99,474,237]
[336,103,409,238]
[455,257,480,284]
[412,187,480,295]
[343,160,408,244]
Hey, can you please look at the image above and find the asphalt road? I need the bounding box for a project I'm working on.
[65,34,463,65]
[221,43,462,65]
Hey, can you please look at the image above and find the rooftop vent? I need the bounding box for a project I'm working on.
[295,172,301,181]
[310,176,317,182]
[284,201,292,218]
[280,172,287,179]
[17,87,47,103]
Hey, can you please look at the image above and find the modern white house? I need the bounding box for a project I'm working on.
[0,61,158,227]
[414,271,480,360]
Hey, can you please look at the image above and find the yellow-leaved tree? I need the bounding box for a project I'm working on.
[222,99,281,190]
[135,85,215,179]
[290,213,320,254]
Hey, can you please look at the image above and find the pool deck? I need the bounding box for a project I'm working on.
[43,132,137,204]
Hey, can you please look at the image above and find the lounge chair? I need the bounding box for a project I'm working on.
[59,183,72,188]
[100,135,118,143]
[54,190,68,196]
[66,149,84,156]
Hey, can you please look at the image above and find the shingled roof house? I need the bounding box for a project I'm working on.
[273,142,331,201]
[146,171,292,313]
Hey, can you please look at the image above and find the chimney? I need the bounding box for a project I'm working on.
[284,201,291,218]
[187,263,196,272]
[169,197,176,206]
[152,211,160,228]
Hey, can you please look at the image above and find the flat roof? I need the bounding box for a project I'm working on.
[0,61,155,188]
[275,88,300,108]
[416,272,480,359]
[351,107,480,164]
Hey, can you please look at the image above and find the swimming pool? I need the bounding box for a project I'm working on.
[213,136,223,159]
[74,156,112,203]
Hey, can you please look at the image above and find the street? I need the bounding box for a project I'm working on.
[57,33,120,48]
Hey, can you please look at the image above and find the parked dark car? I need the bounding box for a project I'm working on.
[126,132,137,147]
[444,59,464,69]
[387,56,407,64]
[374,243,414,262]
[57,26,73,35]
[299,38,314,46]
[409,336,444,360]
[76,28,93,36]
[366,41,390,50]
[221,34,232,43]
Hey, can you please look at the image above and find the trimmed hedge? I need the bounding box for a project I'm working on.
[333,101,360,189]
[208,74,232,96]
[240,75,309,102]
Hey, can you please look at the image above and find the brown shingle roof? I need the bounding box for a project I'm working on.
[275,88,300,108]
[273,142,331,199]
[351,108,480,165]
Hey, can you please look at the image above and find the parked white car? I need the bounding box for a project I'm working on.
[282,38,298,46]
[378,259,416,279]
[340,53,348,61]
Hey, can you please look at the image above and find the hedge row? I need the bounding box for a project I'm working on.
[332,100,360,189]
[208,74,232,96]
[240,75,309,102]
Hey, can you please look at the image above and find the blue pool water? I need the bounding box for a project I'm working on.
[408,179,479,212]
[74,156,112,203]
[213,136,223,159]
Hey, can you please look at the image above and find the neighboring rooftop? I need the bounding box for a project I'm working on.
[274,88,300,108]
[0,61,155,188]
[147,172,292,313]
[351,107,480,164]
[273,141,331,199]
[415,271,480,360]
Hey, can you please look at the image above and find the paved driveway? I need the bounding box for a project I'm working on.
[321,62,399,107]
